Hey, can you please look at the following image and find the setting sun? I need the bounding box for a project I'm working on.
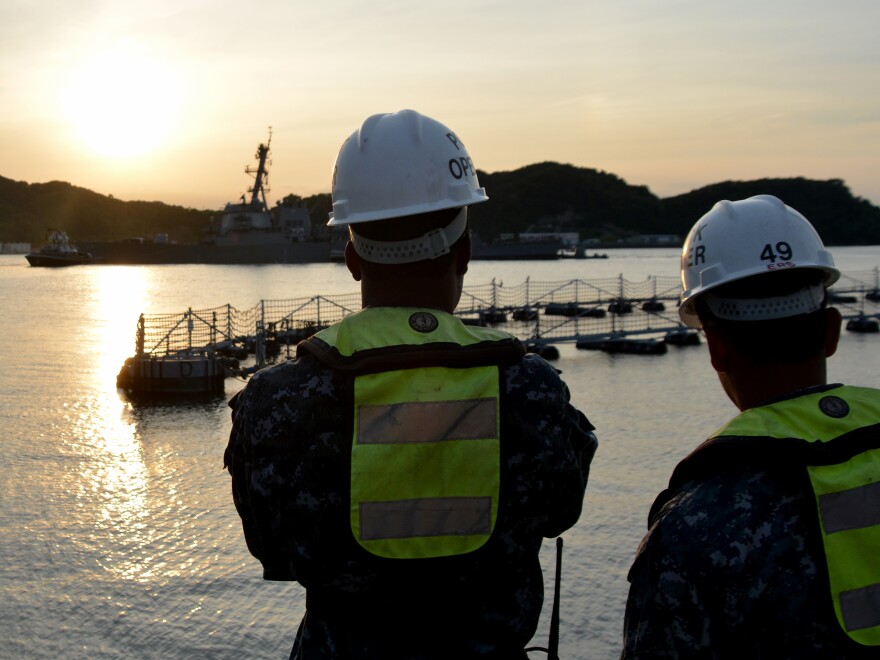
[61,43,182,159]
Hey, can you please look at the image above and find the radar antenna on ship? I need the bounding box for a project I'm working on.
[245,126,272,212]
[213,128,280,238]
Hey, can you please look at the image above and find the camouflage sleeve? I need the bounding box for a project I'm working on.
[621,488,714,659]
[621,469,825,658]
[224,357,348,581]
[224,370,295,580]
[504,354,598,538]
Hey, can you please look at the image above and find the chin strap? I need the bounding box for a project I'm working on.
[349,208,467,265]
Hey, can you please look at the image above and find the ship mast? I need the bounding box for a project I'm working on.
[246,127,272,211]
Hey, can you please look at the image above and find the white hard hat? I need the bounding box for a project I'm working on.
[328,109,489,226]
[679,194,840,328]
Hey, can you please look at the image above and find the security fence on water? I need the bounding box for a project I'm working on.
[128,269,880,371]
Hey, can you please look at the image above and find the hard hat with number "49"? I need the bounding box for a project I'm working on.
[679,194,840,328]
[328,109,489,226]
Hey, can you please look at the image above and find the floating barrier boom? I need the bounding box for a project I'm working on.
[117,270,880,396]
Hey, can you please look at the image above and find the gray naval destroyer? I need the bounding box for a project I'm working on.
[81,132,333,265]
[82,132,563,264]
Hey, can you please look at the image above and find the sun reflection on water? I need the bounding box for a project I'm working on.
[70,267,162,581]
[89,267,151,390]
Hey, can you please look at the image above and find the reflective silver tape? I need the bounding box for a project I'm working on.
[818,481,880,534]
[360,497,492,540]
[840,583,880,632]
[357,398,497,445]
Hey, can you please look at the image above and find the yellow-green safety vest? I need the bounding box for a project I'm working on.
[709,386,880,646]
[299,307,525,560]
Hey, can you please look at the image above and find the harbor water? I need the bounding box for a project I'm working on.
[1,247,878,659]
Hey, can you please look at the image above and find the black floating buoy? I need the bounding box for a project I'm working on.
[601,338,667,355]
[664,328,701,346]
[481,309,508,324]
[579,307,606,318]
[512,308,538,321]
[545,303,582,317]
[526,343,560,360]
[846,315,879,333]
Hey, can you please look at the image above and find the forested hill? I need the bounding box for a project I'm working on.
[0,177,213,245]
[658,178,880,246]
[2,163,879,245]
[471,163,880,245]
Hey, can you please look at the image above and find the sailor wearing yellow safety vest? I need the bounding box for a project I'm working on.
[225,110,598,659]
[622,195,880,658]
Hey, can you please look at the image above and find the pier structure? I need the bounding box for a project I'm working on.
[118,270,880,395]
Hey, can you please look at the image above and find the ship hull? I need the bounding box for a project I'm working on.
[78,240,331,265]
[80,237,562,264]
[25,253,92,267]
[470,239,562,260]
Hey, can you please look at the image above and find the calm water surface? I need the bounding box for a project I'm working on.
[1,247,877,659]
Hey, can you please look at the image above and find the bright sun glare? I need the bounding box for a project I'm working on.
[62,44,181,159]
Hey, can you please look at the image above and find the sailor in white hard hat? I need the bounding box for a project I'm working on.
[623,195,880,658]
[226,109,598,659]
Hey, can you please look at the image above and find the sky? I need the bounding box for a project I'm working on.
[2,0,879,212]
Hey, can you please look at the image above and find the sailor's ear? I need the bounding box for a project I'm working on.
[703,323,731,374]
[454,231,471,276]
[824,307,842,358]
[344,241,362,282]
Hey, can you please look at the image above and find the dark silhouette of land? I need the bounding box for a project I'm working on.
[2,163,878,246]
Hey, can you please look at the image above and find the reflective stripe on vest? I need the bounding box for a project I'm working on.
[311,308,512,560]
[714,386,880,646]
[352,365,500,558]
[809,449,880,641]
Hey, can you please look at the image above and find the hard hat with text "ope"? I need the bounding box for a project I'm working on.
[327,109,488,227]
[679,194,840,328]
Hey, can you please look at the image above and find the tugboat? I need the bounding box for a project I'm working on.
[25,230,93,267]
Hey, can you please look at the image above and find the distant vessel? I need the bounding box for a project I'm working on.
[559,247,609,259]
[25,231,93,267]
[78,134,577,264]
[1,242,31,255]
[80,131,331,265]
[470,233,562,260]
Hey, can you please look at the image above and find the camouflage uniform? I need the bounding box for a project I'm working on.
[225,314,597,659]
[622,384,879,659]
